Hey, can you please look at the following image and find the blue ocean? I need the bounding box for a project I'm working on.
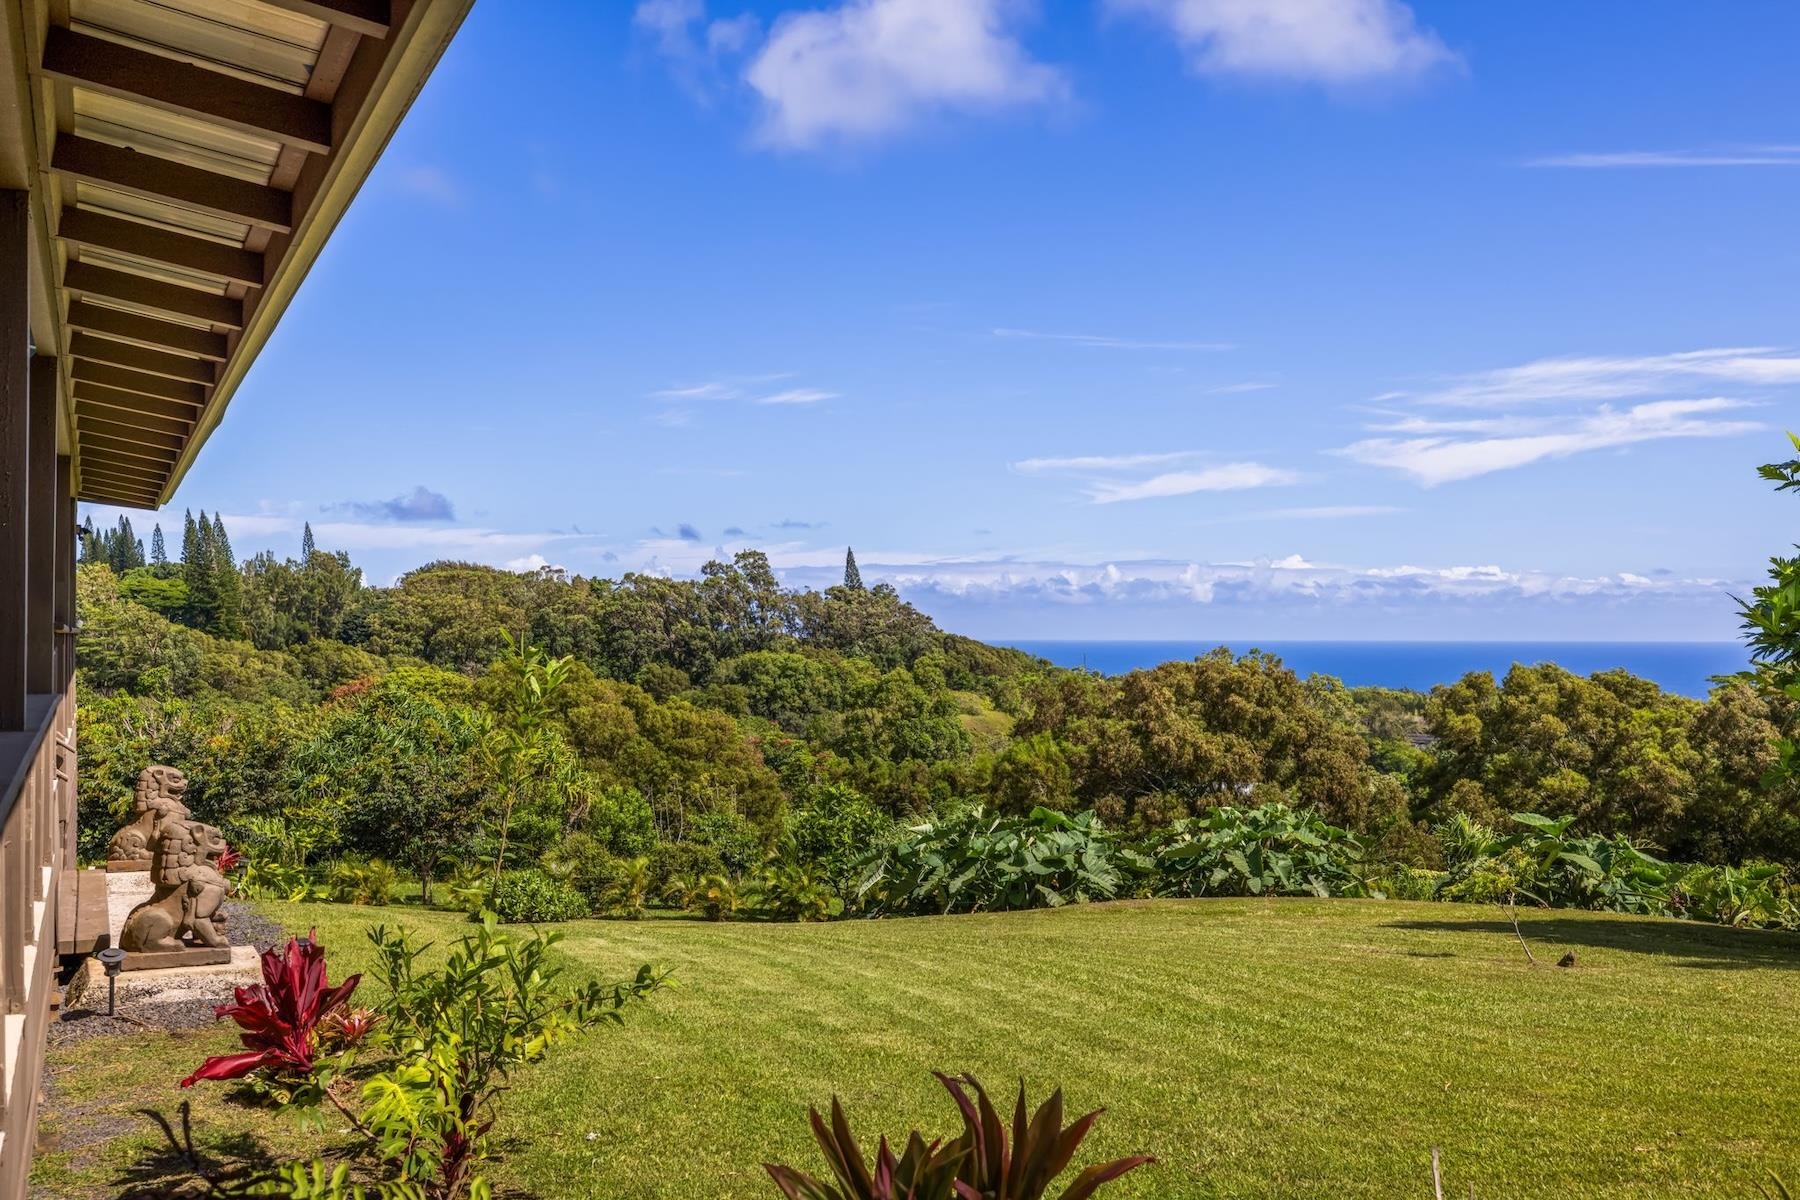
[1002,641,1747,699]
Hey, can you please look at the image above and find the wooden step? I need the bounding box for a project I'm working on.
[54,868,112,955]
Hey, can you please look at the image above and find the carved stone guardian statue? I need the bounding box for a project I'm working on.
[117,777,233,967]
[105,765,192,871]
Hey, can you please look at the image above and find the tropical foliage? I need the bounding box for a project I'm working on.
[764,1072,1153,1200]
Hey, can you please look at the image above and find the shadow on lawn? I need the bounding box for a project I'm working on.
[1384,915,1800,971]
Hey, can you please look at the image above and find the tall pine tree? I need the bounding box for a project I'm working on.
[211,513,246,639]
[301,521,316,562]
[150,523,167,566]
[844,546,864,590]
[184,509,220,631]
[106,516,144,573]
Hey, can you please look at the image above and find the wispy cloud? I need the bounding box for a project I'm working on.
[757,387,839,405]
[1207,381,1278,394]
[1107,0,1458,85]
[326,486,456,523]
[1391,348,1800,409]
[648,373,837,412]
[633,0,759,99]
[993,327,1233,352]
[1013,451,1197,473]
[1526,145,1800,169]
[1338,398,1764,486]
[1016,450,1297,503]
[1089,463,1300,503]
[745,0,1065,150]
[391,164,462,207]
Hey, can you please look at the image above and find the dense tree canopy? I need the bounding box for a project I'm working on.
[68,495,1800,895]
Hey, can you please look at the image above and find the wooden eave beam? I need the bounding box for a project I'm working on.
[77,451,167,483]
[69,331,216,384]
[78,413,186,452]
[257,0,390,40]
[73,380,201,424]
[78,432,179,466]
[53,136,293,233]
[67,298,228,360]
[58,209,264,285]
[65,261,242,328]
[79,463,163,491]
[42,28,333,154]
[76,399,194,440]
[71,360,207,407]
[81,487,161,508]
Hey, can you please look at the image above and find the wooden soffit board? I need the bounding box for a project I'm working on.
[4,0,476,507]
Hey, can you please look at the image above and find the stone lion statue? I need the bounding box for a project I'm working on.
[119,812,230,953]
[106,765,191,866]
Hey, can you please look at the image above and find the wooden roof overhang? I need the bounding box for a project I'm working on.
[0,0,472,509]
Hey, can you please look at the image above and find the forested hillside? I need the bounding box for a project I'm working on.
[73,508,1800,904]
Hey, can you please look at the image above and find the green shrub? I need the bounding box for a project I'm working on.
[542,831,620,910]
[664,872,743,920]
[857,806,1128,916]
[325,854,398,905]
[748,861,843,922]
[787,784,893,892]
[688,810,767,874]
[1374,866,1445,901]
[1148,803,1368,899]
[649,841,726,894]
[588,785,656,856]
[491,869,588,923]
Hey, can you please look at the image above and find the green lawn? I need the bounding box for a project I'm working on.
[31,898,1800,1199]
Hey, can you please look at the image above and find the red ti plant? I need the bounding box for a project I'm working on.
[765,1072,1153,1200]
[215,843,243,873]
[180,931,359,1088]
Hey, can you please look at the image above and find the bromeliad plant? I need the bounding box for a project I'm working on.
[764,1071,1153,1200]
[176,918,666,1200]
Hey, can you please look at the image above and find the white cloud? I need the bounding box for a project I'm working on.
[1337,398,1765,486]
[647,374,834,412]
[1526,145,1800,169]
[1015,450,1298,503]
[1089,462,1300,503]
[992,327,1233,351]
[1108,0,1456,84]
[766,550,1741,617]
[1393,347,1800,409]
[745,0,1064,149]
[756,387,839,405]
[1013,451,1197,473]
[1207,381,1278,394]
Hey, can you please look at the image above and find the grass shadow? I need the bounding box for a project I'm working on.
[112,1108,280,1199]
[1385,914,1800,970]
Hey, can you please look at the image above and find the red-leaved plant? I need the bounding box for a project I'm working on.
[215,843,243,873]
[180,931,359,1088]
[765,1072,1153,1200]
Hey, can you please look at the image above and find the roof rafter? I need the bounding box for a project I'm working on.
[69,331,216,385]
[71,360,207,407]
[64,261,242,328]
[258,0,391,39]
[67,299,229,361]
[53,136,293,233]
[58,209,264,286]
[42,27,332,154]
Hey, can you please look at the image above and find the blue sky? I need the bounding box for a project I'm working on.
[86,0,1800,640]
